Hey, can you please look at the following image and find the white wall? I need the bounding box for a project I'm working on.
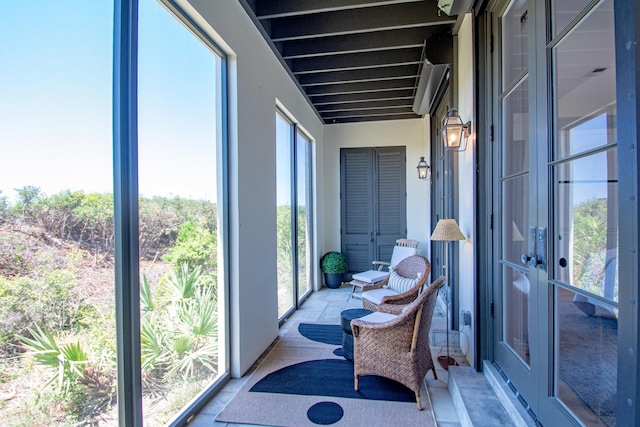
[455,13,476,366]
[322,118,432,261]
[179,0,325,377]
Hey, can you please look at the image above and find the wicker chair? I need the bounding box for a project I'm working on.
[351,276,446,410]
[360,255,431,315]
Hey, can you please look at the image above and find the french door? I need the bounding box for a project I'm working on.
[492,0,620,425]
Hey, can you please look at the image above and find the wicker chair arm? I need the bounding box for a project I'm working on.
[351,296,423,337]
[374,303,407,315]
[378,269,429,306]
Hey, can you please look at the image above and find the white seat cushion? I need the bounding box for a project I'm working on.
[352,270,390,283]
[357,311,398,324]
[362,288,398,306]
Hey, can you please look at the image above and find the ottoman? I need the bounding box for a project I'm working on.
[340,308,373,360]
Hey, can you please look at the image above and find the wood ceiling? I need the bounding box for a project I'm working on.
[239,0,464,124]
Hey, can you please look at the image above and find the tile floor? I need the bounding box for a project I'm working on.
[188,283,465,427]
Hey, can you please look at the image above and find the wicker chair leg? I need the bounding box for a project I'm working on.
[432,366,438,380]
[354,375,359,391]
[416,392,423,411]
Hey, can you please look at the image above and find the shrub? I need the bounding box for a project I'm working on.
[320,251,347,274]
[163,220,217,272]
[0,269,79,356]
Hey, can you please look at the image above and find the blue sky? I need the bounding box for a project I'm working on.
[0,0,218,203]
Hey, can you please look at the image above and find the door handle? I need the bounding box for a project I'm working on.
[520,226,538,268]
[537,227,547,272]
[520,253,539,267]
[519,226,546,270]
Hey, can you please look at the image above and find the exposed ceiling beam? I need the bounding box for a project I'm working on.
[256,0,426,19]
[322,106,415,118]
[290,47,423,74]
[316,98,414,111]
[297,64,419,86]
[280,27,439,59]
[312,89,416,105]
[305,78,417,96]
[268,2,455,41]
[326,114,421,124]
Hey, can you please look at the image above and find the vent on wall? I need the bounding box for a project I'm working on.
[412,34,453,116]
[412,61,449,116]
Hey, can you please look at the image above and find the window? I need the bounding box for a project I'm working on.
[0,1,116,424]
[138,0,228,423]
[0,1,229,424]
[276,110,313,321]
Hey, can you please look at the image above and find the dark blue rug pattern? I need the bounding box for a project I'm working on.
[250,358,415,402]
[249,323,415,404]
[298,323,343,345]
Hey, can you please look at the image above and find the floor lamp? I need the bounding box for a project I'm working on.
[430,218,466,370]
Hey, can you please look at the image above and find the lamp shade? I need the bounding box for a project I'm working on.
[430,219,466,241]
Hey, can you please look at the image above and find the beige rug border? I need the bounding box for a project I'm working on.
[216,322,437,426]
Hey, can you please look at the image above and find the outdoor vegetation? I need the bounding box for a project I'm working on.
[572,197,618,301]
[0,187,219,425]
[275,204,309,317]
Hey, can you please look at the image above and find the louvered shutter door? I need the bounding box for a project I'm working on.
[341,149,374,274]
[375,147,407,261]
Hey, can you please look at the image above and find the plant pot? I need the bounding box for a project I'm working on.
[324,273,343,289]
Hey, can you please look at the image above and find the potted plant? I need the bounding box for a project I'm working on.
[320,251,347,289]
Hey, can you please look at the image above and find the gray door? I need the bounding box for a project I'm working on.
[340,147,407,274]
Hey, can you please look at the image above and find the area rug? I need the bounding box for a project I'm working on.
[215,322,437,426]
[559,301,617,426]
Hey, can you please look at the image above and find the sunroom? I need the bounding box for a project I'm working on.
[0,0,638,426]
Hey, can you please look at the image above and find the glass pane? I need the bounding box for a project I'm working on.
[502,0,528,89]
[502,175,529,267]
[296,132,312,300]
[139,0,224,423]
[503,264,531,365]
[552,0,595,37]
[0,2,115,424]
[554,150,618,303]
[553,0,616,159]
[555,287,617,426]
[502,78,529,176]
[276,114,294,318]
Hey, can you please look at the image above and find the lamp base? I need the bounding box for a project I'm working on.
[437,355,457,370]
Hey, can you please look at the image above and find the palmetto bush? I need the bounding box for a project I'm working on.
[140,263,219,393]
[20,324,88,395]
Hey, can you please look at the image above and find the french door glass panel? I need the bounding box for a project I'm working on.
[498,0,532,376]
[139,0,226,423]
[552,0,595,37]
[550,0,618,425]
[502,0,528,90]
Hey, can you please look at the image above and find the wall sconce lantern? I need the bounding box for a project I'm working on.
[442,108,471,151]
[417,156,430,180]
